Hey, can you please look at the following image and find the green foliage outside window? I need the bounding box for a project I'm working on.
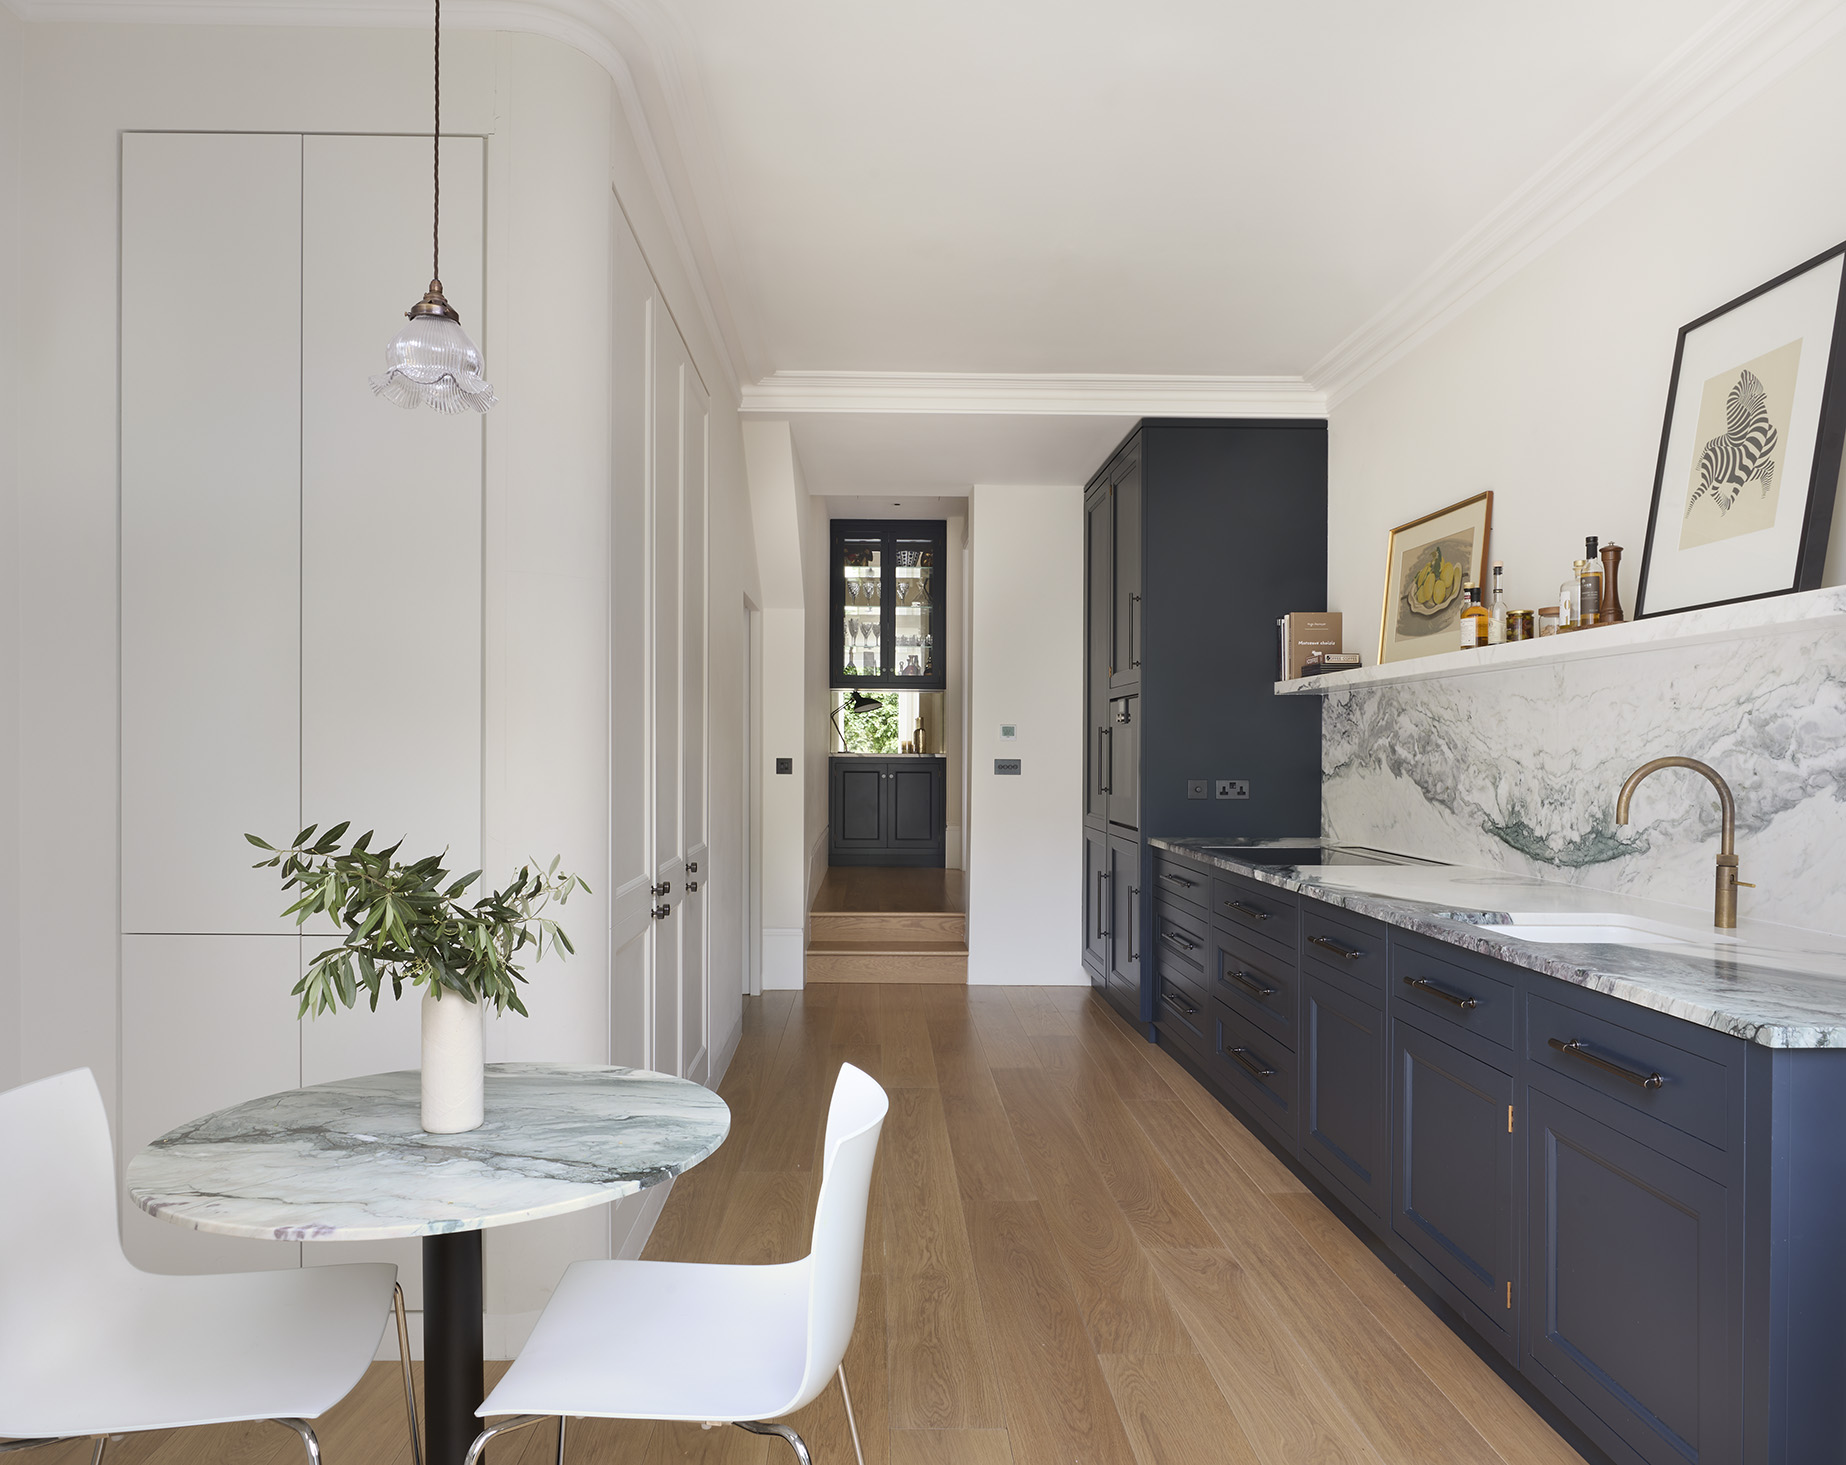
[840,692,900,754]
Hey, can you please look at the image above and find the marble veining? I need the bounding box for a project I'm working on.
[1321,619,1846,935]
[1155,837,1846,1048]
[127,1063,731,1242]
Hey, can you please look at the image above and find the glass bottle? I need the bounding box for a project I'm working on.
[1559,560,1583,631]
[1459,583,1487,649]
[1578,536,1603,626]
[1487,562,1508,645]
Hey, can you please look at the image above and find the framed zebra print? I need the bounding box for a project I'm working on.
[1636,240,1846,619]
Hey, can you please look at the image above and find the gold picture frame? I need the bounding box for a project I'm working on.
[1377,492,1493,665]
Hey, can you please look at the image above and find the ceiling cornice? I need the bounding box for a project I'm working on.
[8,0,750,401]
[739,371,1328,418]
[1306,0,1846,407]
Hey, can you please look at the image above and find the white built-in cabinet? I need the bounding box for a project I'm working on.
[120,132,485,1284]
[117,133,711,1298]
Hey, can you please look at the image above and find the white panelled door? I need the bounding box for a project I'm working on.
[608,201,711,1085]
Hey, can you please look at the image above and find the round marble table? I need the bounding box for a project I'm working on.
[127,1062,730,1465]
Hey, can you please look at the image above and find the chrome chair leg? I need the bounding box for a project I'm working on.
[555,1414,567,1465]
[273,1418,322,1463]
[463,1414,547,1465]
[837,1365,866,1465]
[90,1441,106,1465]
[735,1420,813,1465]
[393,1282,424,1465]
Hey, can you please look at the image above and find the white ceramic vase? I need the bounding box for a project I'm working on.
[420,989,484,1134]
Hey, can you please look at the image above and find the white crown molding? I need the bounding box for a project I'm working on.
[740,371,1328,418]
[9,0,750,401]
[1307,0,1846,407]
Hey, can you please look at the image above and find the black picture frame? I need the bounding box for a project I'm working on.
[828,518,948,690]
[1635,240,1846,619]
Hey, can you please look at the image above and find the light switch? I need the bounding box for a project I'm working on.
[994,759,1021,775]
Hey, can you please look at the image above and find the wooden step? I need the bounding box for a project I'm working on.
[805,938,968,985]
[809,909,967,943]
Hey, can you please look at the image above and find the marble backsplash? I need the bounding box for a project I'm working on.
[1321,621,1846,936]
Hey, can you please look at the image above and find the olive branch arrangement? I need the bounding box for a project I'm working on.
[246,822,589,1019]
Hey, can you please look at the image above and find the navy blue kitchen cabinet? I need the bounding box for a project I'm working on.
[827,756,946,867]
[1079,420,1327,1029]
[1129,845,1846,1465]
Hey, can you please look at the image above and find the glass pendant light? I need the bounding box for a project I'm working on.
[371,0,496,413]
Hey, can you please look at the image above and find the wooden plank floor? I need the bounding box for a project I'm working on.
[46,986,1584,1465]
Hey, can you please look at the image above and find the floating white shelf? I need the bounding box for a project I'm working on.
[1275,585,1846,695]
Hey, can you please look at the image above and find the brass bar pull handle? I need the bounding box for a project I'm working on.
[1161,871,1198,889]
[1098,871,1112,940]
[1402,975,1478,1009]
[1104,727,1114,794]
[1130,592,1142,669]
[1227,1046,1278,1080]
[1309,935,1363,960]
[1226,900,1270,922]
[1128,888,1140,963]
[1223,968,1277,999]
[1162,985,1199,1018]
[1160,931,1199,952]
[1547,1037,1664,1090]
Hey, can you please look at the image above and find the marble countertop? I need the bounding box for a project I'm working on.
[1152,836,1846,1049]
[127,1063,731,1241]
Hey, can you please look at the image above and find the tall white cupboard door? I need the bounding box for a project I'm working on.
[608,209,653,1071]
[679,364,709,1084]
[650,329,685,1074]
[298,134,485,1102]
[120,934,303,1273]
[121,133,303,935]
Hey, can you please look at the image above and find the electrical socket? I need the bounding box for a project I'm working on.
[1187,779,1207,800]
[1216,779,1250,800]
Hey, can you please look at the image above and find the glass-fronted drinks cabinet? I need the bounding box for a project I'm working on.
[830,519,947,690]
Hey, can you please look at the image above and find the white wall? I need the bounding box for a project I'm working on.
[8,17,757,1353]
[966,483,1085,985]
[1328,27,1846,654]
[0,4,19,1095]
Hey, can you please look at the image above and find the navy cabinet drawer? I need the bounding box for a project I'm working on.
[1153,899,1209,983]
[1211,999,1296,1146]
[1212,871,1298,956]
[1152,855,1210,915]
[1527,992,1732,1153]
[1392,940,1515,1050]
[1301,902,1386,992]
[1155,971,1209,1055]
[1212,927,1297,1051]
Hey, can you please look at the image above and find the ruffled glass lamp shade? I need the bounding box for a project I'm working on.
[370,282,496,414]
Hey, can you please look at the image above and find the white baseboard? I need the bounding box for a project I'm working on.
[763,926,805,989]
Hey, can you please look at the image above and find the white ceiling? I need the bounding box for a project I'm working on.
[793,414,1132,501]
[682,0,1730,378]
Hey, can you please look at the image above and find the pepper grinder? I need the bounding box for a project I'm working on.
[1598,543,1625,624]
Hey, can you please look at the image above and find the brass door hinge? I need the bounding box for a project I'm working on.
[1508,1104,1515,1134]
[1506,1281,1513,1309]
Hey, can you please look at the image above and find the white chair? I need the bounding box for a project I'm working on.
[0,1069,422,1465]
[466,1062,889,1465]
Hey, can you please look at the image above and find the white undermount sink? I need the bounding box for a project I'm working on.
[1477,913,1738,947]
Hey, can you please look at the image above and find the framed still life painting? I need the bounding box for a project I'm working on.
[1378,492,1492,664]
[1635,241,1846,618]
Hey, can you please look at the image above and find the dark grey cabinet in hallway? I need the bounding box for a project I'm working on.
[828,756,946,867]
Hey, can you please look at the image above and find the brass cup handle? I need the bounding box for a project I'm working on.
[1547,1037,1664,1090]
[1309,935,1364,960]
[1227,1046,1278,1080]
[1226,900,1270,922]
[1402,975,1478,1009]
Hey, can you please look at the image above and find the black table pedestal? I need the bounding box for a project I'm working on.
[423,1230,485,1465]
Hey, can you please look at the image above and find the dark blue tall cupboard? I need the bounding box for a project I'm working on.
[1080,420,1327,1027]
